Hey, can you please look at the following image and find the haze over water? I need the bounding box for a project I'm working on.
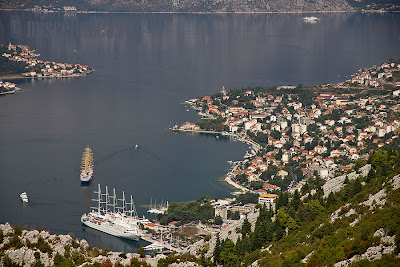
[0,12,399,252]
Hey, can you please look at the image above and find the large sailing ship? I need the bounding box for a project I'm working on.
[80,146,94,184]
[81,184,146,241]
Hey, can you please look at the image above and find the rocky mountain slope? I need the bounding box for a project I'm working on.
[184,150,400,266]
[0,0,355,12]
[1,149,400,266]
[0,223,184,267]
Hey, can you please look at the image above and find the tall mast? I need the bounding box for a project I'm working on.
[118,191,126,215]
[113,188,117,213]
[129,195,138,218]
[104,186,109,214]
[91,184,102,214]
[97,184,101,215]
[122,191,125,215]
[149,197,152,210]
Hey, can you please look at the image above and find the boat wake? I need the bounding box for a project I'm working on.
[95,145,161,166]
[208,180,231,193]
[95,145,138,165]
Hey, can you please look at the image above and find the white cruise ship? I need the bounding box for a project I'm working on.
[81,184,143,241]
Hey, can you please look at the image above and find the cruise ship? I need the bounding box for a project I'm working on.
[80,146,94,184]
[81,184,144,241]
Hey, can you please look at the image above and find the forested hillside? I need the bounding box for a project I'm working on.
[201,149,400,266]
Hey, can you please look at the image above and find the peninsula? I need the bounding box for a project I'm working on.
[174,59,400,195]
[0,43,94,94]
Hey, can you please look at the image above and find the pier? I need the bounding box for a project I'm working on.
[140,231,184,253]
[170,128,226,135]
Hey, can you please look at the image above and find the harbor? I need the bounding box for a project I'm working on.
[82,184,188,254]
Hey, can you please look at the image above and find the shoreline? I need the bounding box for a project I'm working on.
[1,8,399,14]
[0,72,93,81]
[171,125,260,193]
[0,8,374,14]
[0,74,25,80]
[223,164,249,193]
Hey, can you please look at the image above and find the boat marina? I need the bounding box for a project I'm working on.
[81,184,184,253]
[147,198,169,215]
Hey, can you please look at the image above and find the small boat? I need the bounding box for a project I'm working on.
[20,192,28,203]
[144,242,164,251]
[303,16,319,22]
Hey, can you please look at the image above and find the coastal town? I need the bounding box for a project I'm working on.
[0,42,93,94]
[1,48,400,264]
[173,59,400,199]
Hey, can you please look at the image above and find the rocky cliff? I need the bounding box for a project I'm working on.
[0,223,187,266]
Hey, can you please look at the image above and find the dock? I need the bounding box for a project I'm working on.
[140,232,184,253]
[170,128,226,135]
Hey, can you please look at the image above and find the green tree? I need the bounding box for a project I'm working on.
[309,200,325,215]
[213,234,222,265]
[137,246,145,258]
[219,239,240,267]
[276,192,289,210]
[290,190,301,211]
[214,215,223,225]
[241,217,252,237]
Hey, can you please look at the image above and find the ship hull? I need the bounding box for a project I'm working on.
[81,217,140,241]
[80,172,93,184]
[80,176,93,184]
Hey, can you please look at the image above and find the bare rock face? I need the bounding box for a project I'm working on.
[22,230,40,244]
[183,210,259,259]
[334,228,397,267]
[170,262,200,266]
[0,223,172,267]
[360,189,386,210]
[0,222,14,236]
[323,164,371,198]
[390,174,400,190]
[5,247,36,267]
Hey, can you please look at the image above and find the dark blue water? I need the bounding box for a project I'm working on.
[0,12,399,252]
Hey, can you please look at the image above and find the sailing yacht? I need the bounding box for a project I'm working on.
[80,146,94,184]
[81,184,143,241]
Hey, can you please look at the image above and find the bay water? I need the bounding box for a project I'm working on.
[0,11,399,252]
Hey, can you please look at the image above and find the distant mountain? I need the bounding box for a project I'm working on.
[2,0,399,12]
[0,0,356,12]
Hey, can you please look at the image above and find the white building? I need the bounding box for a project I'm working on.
[258,194,278,211]
[245,119,258,130]
[378,127,386,137]
[215,206,228,219]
